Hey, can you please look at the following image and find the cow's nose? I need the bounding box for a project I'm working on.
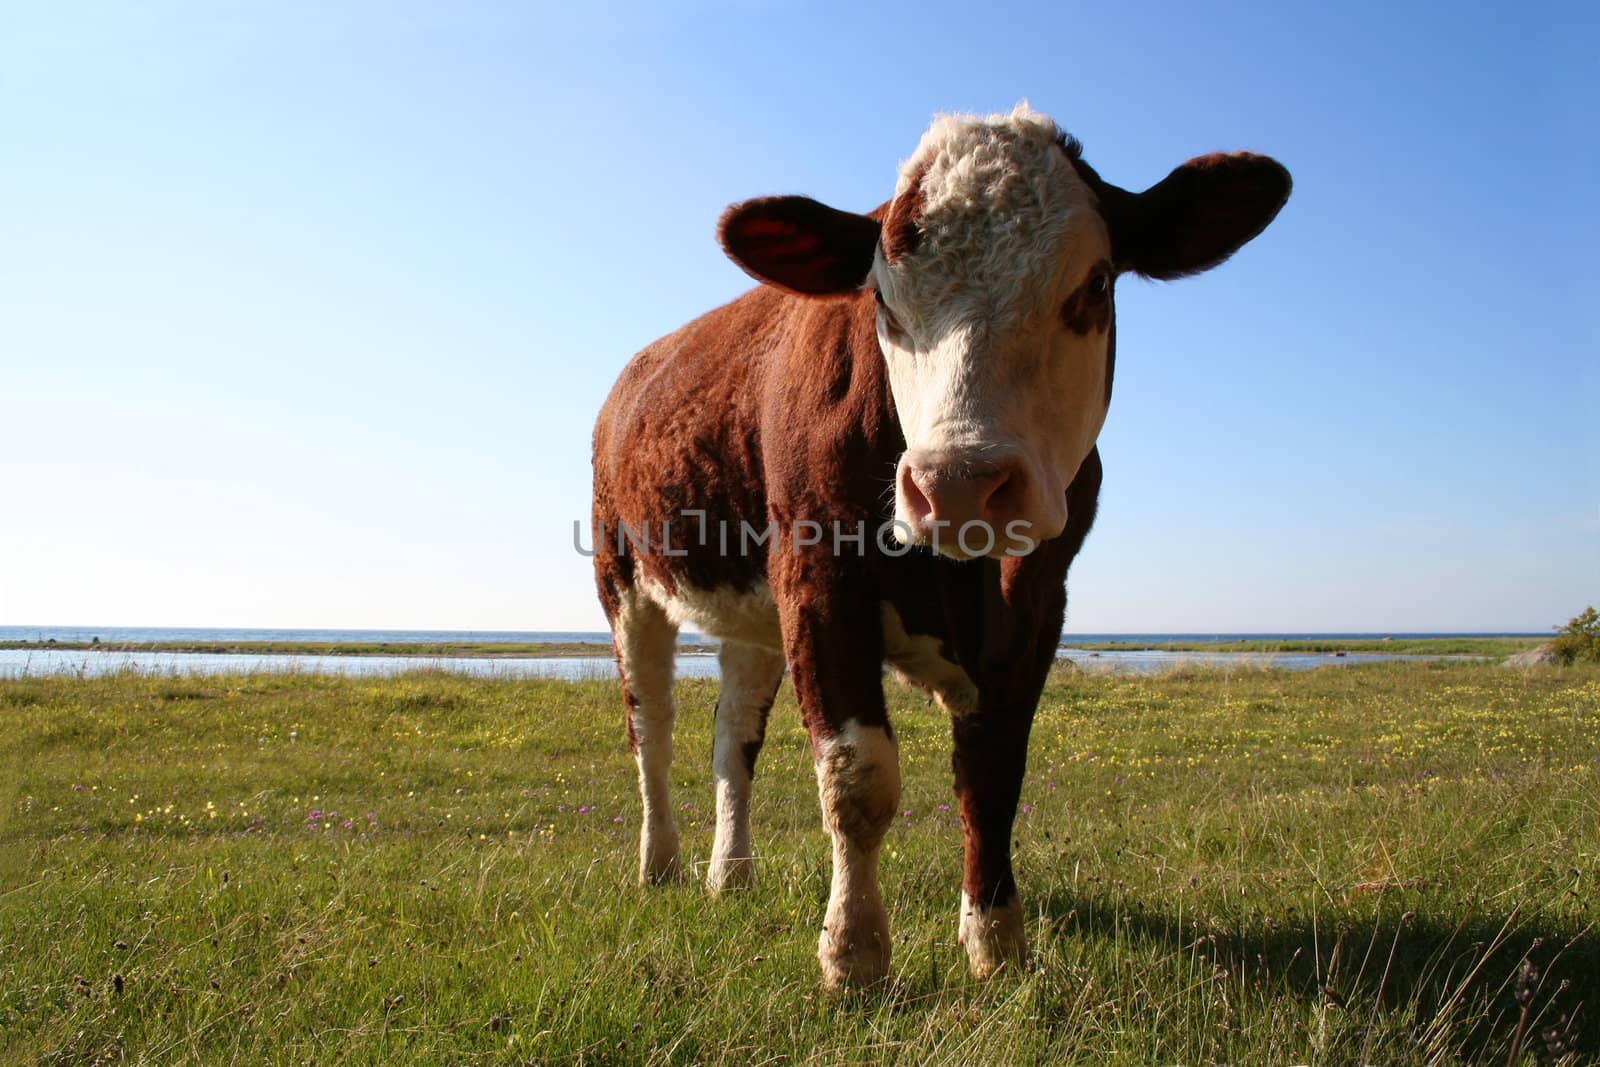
[899,459,1029,545]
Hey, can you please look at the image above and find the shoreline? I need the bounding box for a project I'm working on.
[0,636,1540,659]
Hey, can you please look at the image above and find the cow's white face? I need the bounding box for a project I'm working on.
[716,105,1291,562]
[868,109,1113,559]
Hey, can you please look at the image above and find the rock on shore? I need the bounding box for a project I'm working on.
[1502,643,1563,668]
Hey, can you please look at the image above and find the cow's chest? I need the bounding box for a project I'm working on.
[635,578,977,712]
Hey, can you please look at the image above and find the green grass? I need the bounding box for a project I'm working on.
[1060,638,1544,656]
[2,663,1597,1064]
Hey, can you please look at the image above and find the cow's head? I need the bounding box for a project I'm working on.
[719,106,1290,559]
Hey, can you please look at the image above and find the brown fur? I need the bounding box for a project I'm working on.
[881,161,930,265]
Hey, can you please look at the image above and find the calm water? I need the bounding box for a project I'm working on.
[0,648,720,682]
[0,626,1514,680]
[0,626,1539,646]
[0,626,631,645]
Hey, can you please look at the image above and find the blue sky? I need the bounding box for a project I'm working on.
[1,1,1594,633]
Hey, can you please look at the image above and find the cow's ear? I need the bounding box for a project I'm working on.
[1094,153,1290,280]
[718,196,881,296]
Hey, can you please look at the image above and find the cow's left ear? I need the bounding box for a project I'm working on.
[718,196,881,296]
[1093,153,1291,280]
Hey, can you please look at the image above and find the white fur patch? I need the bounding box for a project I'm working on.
[882,104,1100,331]
[814,720,901,988]
[614,587,681,883]
[880,603,978,717]
[638,577,782,652]
[707,642,785,894]
[958,890,1027,978]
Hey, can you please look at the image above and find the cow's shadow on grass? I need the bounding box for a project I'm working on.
[1030,887,1596,1061]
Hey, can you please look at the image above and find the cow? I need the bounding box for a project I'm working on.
[590,106,1290,989]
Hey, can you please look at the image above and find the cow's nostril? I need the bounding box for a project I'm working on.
[972,470,1011,517]
[981,470,1024,522]
[900,464,934,523]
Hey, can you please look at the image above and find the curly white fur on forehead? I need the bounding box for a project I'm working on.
[895,104,1073,201]
[879,105,1100,327]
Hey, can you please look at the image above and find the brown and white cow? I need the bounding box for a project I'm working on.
[591,106,1289,988]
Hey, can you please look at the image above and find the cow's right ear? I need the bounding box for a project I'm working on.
[717,196,881,297]
[1089,153,1291,281]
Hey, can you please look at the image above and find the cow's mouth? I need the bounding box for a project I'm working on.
[894,515,1046,560]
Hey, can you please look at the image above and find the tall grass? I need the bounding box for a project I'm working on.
[1,662,1596,1063]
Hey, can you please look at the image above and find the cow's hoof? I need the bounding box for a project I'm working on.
[958,893,1027,978]
[640,857,682,885]
[818,908,892,990]
[638,827,681,885]
[706,856,755,895]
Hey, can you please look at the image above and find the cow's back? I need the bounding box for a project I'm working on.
[594,285,786,501]
[592,283,908,644]
[593,285,806,629]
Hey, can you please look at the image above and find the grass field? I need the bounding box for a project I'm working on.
[2,662,1597,1064]
[1057,639,1545,657]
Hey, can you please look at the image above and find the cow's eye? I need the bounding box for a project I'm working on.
[1087,273,1109,299]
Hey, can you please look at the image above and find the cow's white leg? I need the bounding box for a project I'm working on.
[814,720,901,989]
[614,589,681,883]
[707,642,785,894]
[959,890,1027,977]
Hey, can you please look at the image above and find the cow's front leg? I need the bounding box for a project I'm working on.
[813,716,900,988]
[952,709,1032,977]
[778,573,900,989]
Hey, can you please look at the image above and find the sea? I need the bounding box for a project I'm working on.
[0,626,1537,681]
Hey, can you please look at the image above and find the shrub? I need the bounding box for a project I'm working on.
[1551,606,1600,664]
